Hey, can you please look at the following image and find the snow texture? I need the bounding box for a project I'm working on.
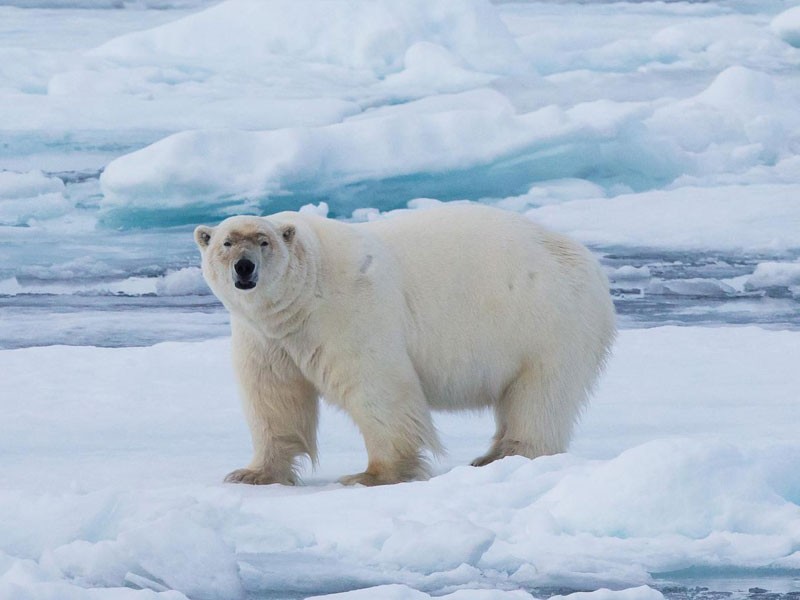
[772,6,800,48]
[2,328,800,598]
[3,0,800,596]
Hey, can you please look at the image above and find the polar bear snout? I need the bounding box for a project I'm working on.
[233,257,258,290]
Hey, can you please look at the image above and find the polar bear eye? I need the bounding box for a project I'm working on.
[223,241,232,247]
[260,241,269,247]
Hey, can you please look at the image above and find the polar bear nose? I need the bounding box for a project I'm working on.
[234,258,256,279]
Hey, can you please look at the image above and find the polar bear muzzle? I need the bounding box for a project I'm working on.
[233,257,258,290]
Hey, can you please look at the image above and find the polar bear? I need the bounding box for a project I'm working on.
[195,203,615,486]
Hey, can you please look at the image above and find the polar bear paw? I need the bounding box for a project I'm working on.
[338,471,392,487]
[224,467,295,486]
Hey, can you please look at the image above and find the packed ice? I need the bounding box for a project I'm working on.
[2,0,800,598]
[2,328,800,599]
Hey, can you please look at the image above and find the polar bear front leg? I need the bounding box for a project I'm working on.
[334,359,441,486]
[227,320,319,485]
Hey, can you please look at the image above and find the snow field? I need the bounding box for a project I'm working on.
[525,184,800,254]
[2,0,800,596]
[87,2,800,227]
[5,0,800,234]
[1,327,799,599]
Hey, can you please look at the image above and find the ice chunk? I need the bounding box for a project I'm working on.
[100,93,679,226]
[378,519,495,572]
[540,439,788,538]
[610,266,651,282]
[553,588,664,600]
[647,278,736,298]
[91,0,523,78]
[376,42,498,94]
[155,267,210,296]
[0,171,64,199]
[494,179,606,211]
[527,184,800,252]
[647,66,797,175]
[0,170,70,226]
[772,6,800,48]
[307,585,535,599]
[745,262,800,290]
[118,512,243,600]
[299,202,330,218]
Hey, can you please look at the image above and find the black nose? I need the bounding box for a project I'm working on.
[234,258,255,278]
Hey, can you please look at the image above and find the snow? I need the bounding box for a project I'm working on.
[90,0,523,77]
[0,266,209,297]
[526,185,800,253]
[0,170,71,225]
[307,584,541,599]
[2,327,800,598]
[771,6,800,49]
[4,0,800,596]
[746,262,800,291]
[99,90,669,224]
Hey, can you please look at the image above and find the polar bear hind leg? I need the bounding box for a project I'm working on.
[471,363,587,466]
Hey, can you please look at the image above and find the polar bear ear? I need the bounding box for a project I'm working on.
[194,225,213,249]
[281,225,296,244]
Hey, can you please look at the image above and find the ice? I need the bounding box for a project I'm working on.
[0,170,71,226]
[609,266,651,282]
[154,267,210,296]
[90,1,800,227]
[772,6,800,48]
[3,327,800,597]
[527,185,800,253]
[4,0,800,595]
[100,93,682,224]
[647,66,800,177]
[493,179,606,211]
[552,589,665,600]
[0,170,64,198]
[745,262,800,291]
[378,519,496,572]
[0,266,208,298]
[647,278,736,298]
[90,0,522,78]
[307,584,538,599]
[3,0,800,332]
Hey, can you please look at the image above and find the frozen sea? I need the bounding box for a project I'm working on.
[1,1,800,599]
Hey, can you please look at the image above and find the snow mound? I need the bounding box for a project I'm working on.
[648,66,799,175]
[0,170,70,226]
[3,327,800,597]
[308,584,538,599]
[526,184,800,252]
[91,0,523,78]
[0,171,64,199]
[552,588,665,600]
[0,265,209,298]
[647,278,736,298]
[745,262,800,291]
[772,6,800,48]
[155,267,210,296]
[609,266,651,282]
[100,91,680,226]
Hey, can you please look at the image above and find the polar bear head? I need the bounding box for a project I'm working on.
[194,215,300,310]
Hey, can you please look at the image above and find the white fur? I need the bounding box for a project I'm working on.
[195,203,615,486]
